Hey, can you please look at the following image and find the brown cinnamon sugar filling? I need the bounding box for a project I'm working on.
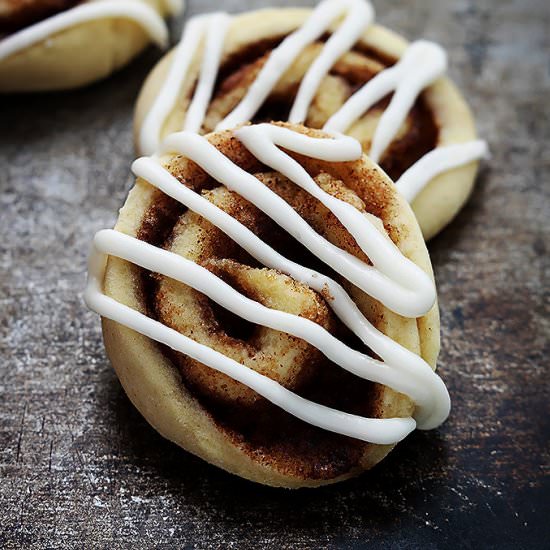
[134,132,403,480]
[0,0,81,33]
[200,35,439,182]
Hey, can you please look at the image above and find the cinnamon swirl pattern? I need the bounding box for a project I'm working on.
[86,123,448,487]
[0,0,184,92]
[135,0,488,239]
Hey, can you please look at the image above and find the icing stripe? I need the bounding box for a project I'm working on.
[85,124,451,444]
[183,13,230,133]
[94,228,443,423]
[85,259,417,445]
[217,0,374,131]
[139,13,229,156]
[234,124,435,316]
[131,152,448,430]
[288,0,374,122]
[139,15,207,156]
[161,126,435,317]
[323,40,448,163]
[396,141,489,202]
[0,1,176,62]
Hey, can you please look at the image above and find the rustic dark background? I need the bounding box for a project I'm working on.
[1,0,548,548]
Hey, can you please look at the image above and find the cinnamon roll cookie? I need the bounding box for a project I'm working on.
[85,122,450,488]
[135,0,488,240]
[0,0,184,92]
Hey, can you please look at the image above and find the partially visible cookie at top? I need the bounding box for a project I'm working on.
[0,0,184,92]
[134,0,487,240]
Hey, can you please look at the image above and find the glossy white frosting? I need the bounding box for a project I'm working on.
[217,0,375,131]
[140,12,229,155]
[396,140,489,202]
[0,0,184,62]
[323,40,448,163]
[85,123,451,444]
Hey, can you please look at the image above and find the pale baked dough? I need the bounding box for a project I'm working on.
[135,8,480,240]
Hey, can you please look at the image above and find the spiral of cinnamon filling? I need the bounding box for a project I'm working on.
[211,42,437,182]
[141,31,438,183]
[106,126,439,482]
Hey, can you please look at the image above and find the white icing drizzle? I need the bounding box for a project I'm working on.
[184,13,230,133]
[139,12,230,155]
[231,125,435,318]
[0,0,184,63]
[85,124,451,444]
[288,0,374,123]
[396,140,489,202]
[217,0,374,130]
[323,40,447,162]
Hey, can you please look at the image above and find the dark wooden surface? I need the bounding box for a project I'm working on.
[0,0,548,547]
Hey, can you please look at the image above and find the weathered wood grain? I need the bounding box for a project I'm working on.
[0,0,548,547]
